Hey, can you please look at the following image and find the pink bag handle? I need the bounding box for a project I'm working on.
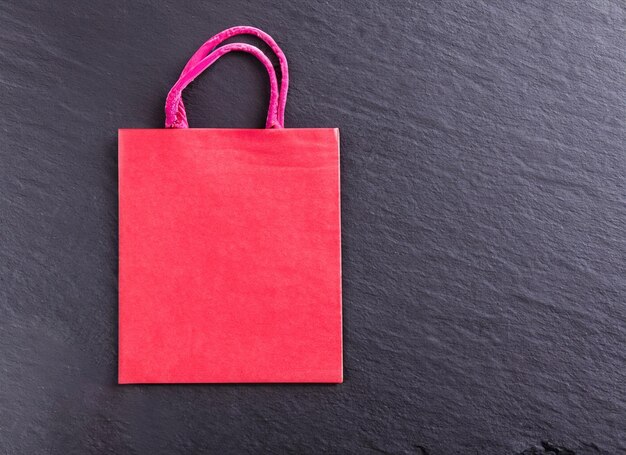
[165,43,280,129]
[179,26,289,127]
[165,26,289,129]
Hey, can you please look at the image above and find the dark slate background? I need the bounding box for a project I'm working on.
[0,0,624,453]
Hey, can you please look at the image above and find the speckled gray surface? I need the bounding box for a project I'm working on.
[0,1,624,454]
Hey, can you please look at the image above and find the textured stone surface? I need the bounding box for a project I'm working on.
[0,0,624,453]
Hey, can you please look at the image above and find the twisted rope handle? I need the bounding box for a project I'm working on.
[165,43,280,129]
[165,26,289,129]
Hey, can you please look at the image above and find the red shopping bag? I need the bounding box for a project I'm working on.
[118,27,342,383]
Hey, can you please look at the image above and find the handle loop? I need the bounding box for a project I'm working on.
[165,26,289,129]
[165,43,280,129]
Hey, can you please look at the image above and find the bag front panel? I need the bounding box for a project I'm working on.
[118,128,341,383]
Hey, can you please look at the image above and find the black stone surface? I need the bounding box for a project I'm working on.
[0,1,624,453]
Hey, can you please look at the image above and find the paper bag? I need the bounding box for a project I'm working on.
[118,27,342,383]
